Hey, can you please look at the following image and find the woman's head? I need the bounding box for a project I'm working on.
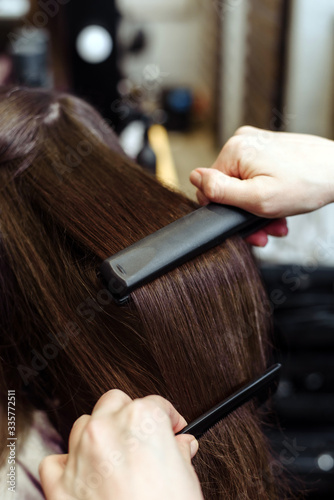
[0,86,124,178]
[0,87,282,498]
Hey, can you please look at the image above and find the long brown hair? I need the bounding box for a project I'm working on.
[0,87,284,498]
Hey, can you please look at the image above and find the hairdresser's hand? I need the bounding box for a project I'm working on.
[39,390,203,500]
[190,127,334,246]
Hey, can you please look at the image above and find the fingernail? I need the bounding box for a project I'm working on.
[190,438,199,458]
[258,235,268,247]
[190,170,202,188]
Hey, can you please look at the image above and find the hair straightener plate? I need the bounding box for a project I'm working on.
[99,203,270,304]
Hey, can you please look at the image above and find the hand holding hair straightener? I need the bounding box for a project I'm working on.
[191,127,334,247]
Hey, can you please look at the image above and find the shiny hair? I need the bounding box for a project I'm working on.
[0,87,286,498]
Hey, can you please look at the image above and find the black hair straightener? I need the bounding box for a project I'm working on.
[99,203,270,304]
[176,363,281,439]
[98,203,279,437]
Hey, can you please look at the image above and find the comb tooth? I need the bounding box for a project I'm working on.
[99,203,270,303]
[176,364,282,440]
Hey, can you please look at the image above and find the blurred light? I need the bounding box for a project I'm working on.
[317,454,334,472]
[10,28,51,88]
[117,78,132,96]
[119,121,145,159]
[143,64,161,82]
[0,0,30,18]
[305,372,324,391]
[152,108,167,125]
[167,88,192,112]
[276,380,293,398]
[76,25,113,64]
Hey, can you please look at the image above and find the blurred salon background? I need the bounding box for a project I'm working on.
[0,0,333,497]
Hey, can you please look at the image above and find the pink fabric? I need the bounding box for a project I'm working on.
[0,410,64,499]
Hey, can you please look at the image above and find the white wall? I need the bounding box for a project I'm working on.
[256,0,334,266]
[219,0,249,145]
[116,0,196,22]
[117,0,217,94]
[284,0,334,138]
[218,0,334,143]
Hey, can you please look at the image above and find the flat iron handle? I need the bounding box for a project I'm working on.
[100,203,269,303]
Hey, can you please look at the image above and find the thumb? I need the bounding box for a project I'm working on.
[175,435,199,465]
[190,168,254,211]
[39,454,67,499]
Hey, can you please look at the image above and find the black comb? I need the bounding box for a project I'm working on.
[176,363,281,440]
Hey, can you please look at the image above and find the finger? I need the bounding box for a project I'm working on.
[175,435,199,465]
[92,389,132,417]
[190,170,204,189]
[191,170,214,195]
[191,168,255,210]
[67,391,132,468]
[196,189,209,206]
[264,218,289,237]
[68,414,91,454]
[234,125,260,136]
[192,131,260,182]
[39,454,67,498]
[245,219,289,246]
[140,395,188,434]
[245,230,269,247]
